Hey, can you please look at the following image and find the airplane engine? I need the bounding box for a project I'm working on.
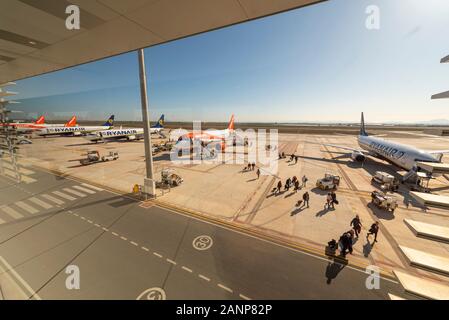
[127,135,136,140]
[351,151,365,162]
[351,151,366,162]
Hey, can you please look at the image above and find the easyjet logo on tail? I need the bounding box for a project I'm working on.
[228,114,235,131]
[65,116,77,127]
[35,116,45,124]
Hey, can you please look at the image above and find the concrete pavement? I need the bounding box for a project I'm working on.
[0,168,408,299]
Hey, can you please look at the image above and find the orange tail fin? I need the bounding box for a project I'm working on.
[227,114,234,131]
[64,116,77,127]
[35,115,45,124]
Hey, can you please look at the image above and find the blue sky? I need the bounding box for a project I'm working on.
[13,0,449,123]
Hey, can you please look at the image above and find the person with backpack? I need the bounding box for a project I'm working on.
[350,215,363,237]
[302,191,310,208]
[367,221,380,243]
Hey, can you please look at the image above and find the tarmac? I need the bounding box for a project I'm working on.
[2,128,449,298]
[0,167,406,299]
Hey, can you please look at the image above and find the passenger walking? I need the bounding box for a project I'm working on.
[295,156,298,164]
[301,175,308,187]
[256,168,260,179]
[294,180,300,192]
[276,180,282,194]
[350,215,363,237]
[339,231,354,256]
[330,191,337,209]
[367,221,380,243]
[326,192,332,209]
[292,176,297,184]
[302,191,310,208]
[285,178,291,191]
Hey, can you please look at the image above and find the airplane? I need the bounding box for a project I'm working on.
[316,112,449,181]
[37,115,114,137]
[84,114,165,143]
[1,115,77,133]
[174,114,235,153]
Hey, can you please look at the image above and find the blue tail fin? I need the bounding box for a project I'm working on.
[360,112,368,136]
[103,115,115,127]
[151,114,165,128]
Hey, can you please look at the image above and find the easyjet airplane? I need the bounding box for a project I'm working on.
[5,115,78,133]
[174,114,235,153]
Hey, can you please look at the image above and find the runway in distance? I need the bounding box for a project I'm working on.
[84,114,165,143]
[37,115,114,137]
[319,113,449,180]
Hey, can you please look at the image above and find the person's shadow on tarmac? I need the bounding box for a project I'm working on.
[325,260,346,284]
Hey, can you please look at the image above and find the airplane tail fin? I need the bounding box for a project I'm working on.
[103,115,115,127]
[64,116,77,127]
[152,114,165,128]
[360,112,368,136]
[227,114,235,131]
[35,115,45,124]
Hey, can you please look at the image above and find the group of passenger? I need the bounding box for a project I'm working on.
[278,152,299,165]
[275,175,308,195]
[328,216,380,258]
[325,191,338,209]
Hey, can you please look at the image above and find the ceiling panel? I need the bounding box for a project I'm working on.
[238,0,319,18]
[127,0,247,40]
[0,0,324,83]
[0,0,83,43]
[97,0,159,15]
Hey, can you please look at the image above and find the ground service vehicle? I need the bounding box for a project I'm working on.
[316,173,341,190]
[371,190,398,212]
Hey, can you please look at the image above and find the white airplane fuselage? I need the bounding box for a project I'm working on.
[38,126,111,137]
[357,135,440,171]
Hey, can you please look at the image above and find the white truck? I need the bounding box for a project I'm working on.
[371,171,399,192]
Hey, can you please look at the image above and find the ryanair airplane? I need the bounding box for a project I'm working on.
[37,115,114,137]
[318,113,449,181]
[84,114,165,143]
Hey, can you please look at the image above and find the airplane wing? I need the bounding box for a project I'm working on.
[425,150,449,154]
[307,141,366,153]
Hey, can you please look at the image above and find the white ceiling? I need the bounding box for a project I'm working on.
[0,0,324,83]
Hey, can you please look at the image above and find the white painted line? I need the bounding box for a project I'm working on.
[87,220,93,224]
[1,205,24,219]
[15,201,39,214]
[63,188,86,197]
[130,241,138,246]
[112,232,119,236]
[166,259,177,265]
[52,191,75,201]
[153,252,163,258]
[81,183,104,192]
[239,294,251,300]
[74,213,79,217]
[41,194,64,205]
[102,227,109,231]
[182,266,193,273]
[198,274,211,282]
[28,197,53,210]
[141,246,149,252]
[120,236,128,241]
[94,223,100,227]
[0,256,41,300]
[81,217,86,220]
[217,284,233,293]
[73,185,96,194]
